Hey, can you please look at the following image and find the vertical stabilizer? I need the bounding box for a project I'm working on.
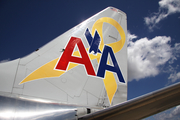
[0,7,127,107]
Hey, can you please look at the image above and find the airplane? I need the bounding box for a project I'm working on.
[0,7,180,120]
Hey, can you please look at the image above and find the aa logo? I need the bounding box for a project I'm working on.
[55,34,125,83]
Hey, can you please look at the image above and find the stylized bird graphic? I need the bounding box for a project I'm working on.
[85,28,101,54]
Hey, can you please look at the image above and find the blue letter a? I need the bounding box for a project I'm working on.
[97,45,125,83]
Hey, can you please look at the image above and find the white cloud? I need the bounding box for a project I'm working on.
[168,72,180,82]
[168,43,180,64]
[0,59,10,63]
[166,43,180,83]
[144,0,180,31]
[127,32,173,81]
[153,105,180,120]
[127,30,137,42]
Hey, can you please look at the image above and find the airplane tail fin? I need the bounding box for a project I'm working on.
[0,7,127,107]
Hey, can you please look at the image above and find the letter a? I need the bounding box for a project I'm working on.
[55,37,96,76]
[97,45,125,83]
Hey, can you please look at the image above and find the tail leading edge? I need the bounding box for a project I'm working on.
[0,7,127,107]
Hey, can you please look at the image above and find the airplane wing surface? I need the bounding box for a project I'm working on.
[79,82,180,120]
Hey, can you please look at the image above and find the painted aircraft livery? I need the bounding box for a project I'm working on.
[0,7,127,119]
[20,17,127,104]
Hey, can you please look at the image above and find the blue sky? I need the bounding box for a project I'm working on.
[0,0,180,119]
